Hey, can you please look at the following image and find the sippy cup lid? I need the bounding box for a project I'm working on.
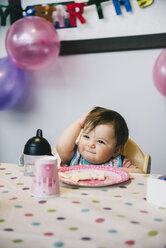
[24,129,52,156]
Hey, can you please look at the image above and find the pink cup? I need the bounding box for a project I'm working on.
[31,156,59,198]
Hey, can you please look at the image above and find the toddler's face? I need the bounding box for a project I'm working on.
[78,124,120,164]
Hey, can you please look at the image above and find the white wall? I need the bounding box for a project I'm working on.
[0,9,166,174]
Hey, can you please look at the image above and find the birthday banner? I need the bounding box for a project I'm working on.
[1,0,165,41]
[1,0,166,55]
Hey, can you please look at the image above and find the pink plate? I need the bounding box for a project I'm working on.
[58,165,130,187]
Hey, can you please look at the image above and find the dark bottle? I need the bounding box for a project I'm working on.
[22,129,52,176]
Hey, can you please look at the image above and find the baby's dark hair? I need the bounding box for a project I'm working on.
[84,107,129,147]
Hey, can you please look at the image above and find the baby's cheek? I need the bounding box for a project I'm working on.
[78,140,84,151]
[98,148,110,160]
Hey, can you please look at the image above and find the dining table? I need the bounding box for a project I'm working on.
[0,162,166,248]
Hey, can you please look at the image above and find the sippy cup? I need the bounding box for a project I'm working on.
[31,156,59,198]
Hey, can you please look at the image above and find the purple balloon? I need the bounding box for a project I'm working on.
[5,16,60,71]
[153,49,166,96]
[0,57,25,110]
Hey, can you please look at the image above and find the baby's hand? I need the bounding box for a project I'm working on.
[78,112,89,128]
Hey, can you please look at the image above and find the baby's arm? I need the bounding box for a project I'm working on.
[56,114,88,164]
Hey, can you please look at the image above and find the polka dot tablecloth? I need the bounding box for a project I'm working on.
[0,163,166,248]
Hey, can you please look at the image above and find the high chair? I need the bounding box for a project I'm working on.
[122,138,150,174]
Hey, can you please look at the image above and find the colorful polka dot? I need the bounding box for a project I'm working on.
[39,200,47,204]
[108,229,117,233]
[14,205,23,208]
[140,210,148,213]
[2,190,9,193]
[5,172,12,175]
[148,230,158,236]
[48,209,56,212]
[81,208,90,212]
[12,239,23,243]
[117,214,125,218]
[4,228,14,231]
[125,240,135,245]
[137,183,144,185]
[119,185,127,188]
[96,218,105,223]
[130,221,140,224]
[57,217,65,220]
[53,241,64,247]
[0,219,5,222]
[44,232,54,236]
[81,237,91,240]
[9,197,17,200]
[154,218,163,222]
[124,202,133,206]
[22,187,30,190]
[69,227,78,231]
[16,183,24,185]
[24,213,33,217]
[101,188,108,191]
[92,200,100,203]
[103,207,112,210]
[72,186,80,190]
[72,201,80,204]
[159,207,166,210]
[32,222,40,226]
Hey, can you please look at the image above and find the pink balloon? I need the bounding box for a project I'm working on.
[153,49,166,96]
[5,16,60,71]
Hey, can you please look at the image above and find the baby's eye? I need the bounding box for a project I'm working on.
[98,140,105,145]
[83,134,89,139]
